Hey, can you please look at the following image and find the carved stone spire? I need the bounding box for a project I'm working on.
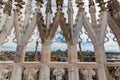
[15,0,23,3]
[25,0,32,14]
[96,0,106,12]
[111,0,120,13]
[107,1,112,13]
[46,0,52,37]
[89,0,97,32]
[14,0,25,14]
[67,0,74,21]
[15,0,25,9]
[76,0,84,11]
[0,0,3,8]
[89,0,95,7]
[35,0,44,12]
[14,0,24,29]
[67,0,74,42]
[56,0,64,8]
[68,0,74,13]
[0,0,3,4]
[3,0,12,16]
[89,0,96,14]
[23,0,32,31]
[107,0,120,19]
[35,0,44,8]
[35,0,44,4]
[68,0,74,24]
[46,0,52,14]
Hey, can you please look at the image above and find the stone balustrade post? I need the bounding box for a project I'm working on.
[53,66,65,80]
[81,68,96,80]
[67,44,79,80]
[40,64,50,80]
[11,63,22,80]
[0,65,9,79]
[40,40,52,80]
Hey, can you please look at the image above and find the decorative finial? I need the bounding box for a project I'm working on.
[3,0,12,15]
[107,1,112,10]
[35,0,44,8]
[25,0,32,14]
[107,0,113,13]
[96,0,106,12]
[35,0,44,4]
[35,0,43,13]
[76,0,84,11]
[0,0,3,8]
[107,0,120,15]
[68,0,74,13]
[56,0,64,8]
[14,0,25,9]
[89,0,95,7]
[46,0,52,13]
[112,0,120,12]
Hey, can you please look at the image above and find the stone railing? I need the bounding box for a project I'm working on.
[0,61,14,80]
[106,62,120,80]
[0,61,120,80]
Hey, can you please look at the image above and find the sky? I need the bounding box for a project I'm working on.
[0,0,120,52]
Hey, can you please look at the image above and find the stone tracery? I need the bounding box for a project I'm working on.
[0,0,119,80]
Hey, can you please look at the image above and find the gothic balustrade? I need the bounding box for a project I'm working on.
[106,62,120,80]
[0,61,120,80]
[0,61,13,80]
[0,0,120,80]
[0,61,106,80]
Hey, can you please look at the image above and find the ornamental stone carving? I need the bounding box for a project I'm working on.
[25,0,32,14]
[81,68,96,80]
[0,65,10,79]
[115,66,120,78]
[3,0,12,15]
[53,66,65,80]
[24,68,39,80]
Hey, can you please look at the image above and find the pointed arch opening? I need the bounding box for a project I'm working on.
[25,27,42,62]
[104,26,120,62]
[77,27,95,62]
[0,28,16,61]
[51,26,68,62]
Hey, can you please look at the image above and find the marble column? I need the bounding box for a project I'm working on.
[94,45,107,80]
[15,45,26,63]
[11,63,22,80]
[67,44,79,80]
[40,64,50,80]
[40,41,51,80]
